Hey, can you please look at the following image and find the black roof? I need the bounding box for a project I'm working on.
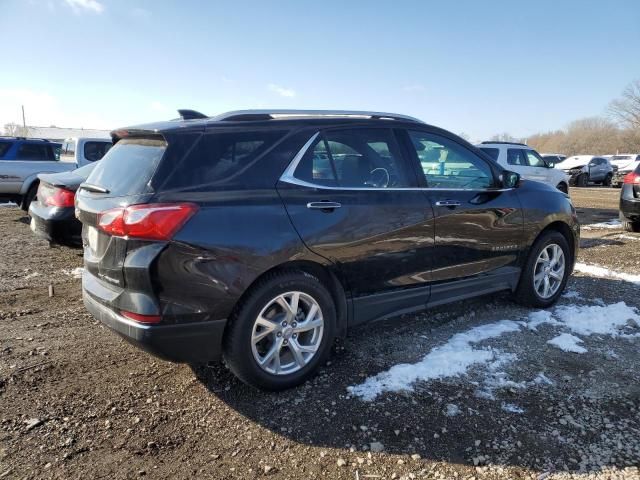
[480,141,528,147]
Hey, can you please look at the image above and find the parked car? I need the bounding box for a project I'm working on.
[541,153,567,165]
[476,142,569,193]
[76,109,579,390]
[554,155,614,187]
[60,137,112,167]
[620,162,640,232]
[0,137,66,210]
[28,162,98,246]
[611,154,640,188]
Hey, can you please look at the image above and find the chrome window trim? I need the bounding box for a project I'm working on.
[279,130,513,193]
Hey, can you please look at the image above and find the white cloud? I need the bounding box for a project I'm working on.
[64,0,104,14]
[268,83,297,98]
[149,101,169,113]
[403,84,425,93]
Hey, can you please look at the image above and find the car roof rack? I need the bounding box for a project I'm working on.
[209,109,423,123]
[177,109,208,120]
[480,141,528,146]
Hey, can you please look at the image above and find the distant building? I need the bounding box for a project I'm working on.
[23,126,111,142]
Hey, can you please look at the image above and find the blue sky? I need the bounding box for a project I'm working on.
[1,0,639,141]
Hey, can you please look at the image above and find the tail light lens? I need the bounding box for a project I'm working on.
[38,183,75,207]
[623,172,640,184]
[121,310,162,324]
[97,203,198,241]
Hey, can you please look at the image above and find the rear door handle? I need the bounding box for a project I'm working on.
[307,201,342,210]
[435,200,461,207]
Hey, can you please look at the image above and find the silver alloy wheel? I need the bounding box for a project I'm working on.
[251,291,324,375]
[533,244,565,299]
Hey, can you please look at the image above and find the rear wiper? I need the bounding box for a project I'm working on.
[80,183,110,194]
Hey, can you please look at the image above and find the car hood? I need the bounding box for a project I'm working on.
[555,158,587,170]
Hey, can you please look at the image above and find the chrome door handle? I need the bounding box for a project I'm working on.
[307,201,342,210]
[435,200,461,207]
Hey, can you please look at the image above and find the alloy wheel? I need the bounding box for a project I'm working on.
[251,291,324,375]
[533,244,565,299]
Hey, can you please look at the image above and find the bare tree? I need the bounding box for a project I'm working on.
[3,123,28,137]
[608,79,640,129]
[489,132,524,143]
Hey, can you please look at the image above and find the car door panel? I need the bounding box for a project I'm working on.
[404,130,525,289]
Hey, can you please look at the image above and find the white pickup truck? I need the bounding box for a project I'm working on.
[0,136,111,210]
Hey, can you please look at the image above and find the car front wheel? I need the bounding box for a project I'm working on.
[514,231,571,308]
[223,271,336,390]
[576,173,588,187]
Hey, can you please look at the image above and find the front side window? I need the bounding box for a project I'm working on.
[506,149,527,166]
[294,128,410,188]
[16,143,55,161]
[525,150,546,167]
[408,131,493,189]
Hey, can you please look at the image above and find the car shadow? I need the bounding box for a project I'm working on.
[574,206,619,225]
[192,278,640,474]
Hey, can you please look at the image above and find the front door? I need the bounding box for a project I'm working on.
[277,127,435,324]
[403,130,525,303]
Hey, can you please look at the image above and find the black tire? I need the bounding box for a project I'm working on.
[603,173,612,187]
[20,183,38,211]
[514,231,571,308]
[223,270,336,390]
[576,173,588,187]
[556,183,568,194]
[622,220,640,233]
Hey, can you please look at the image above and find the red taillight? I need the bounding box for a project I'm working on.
[97,203,198,240]
[623,172,640,184]
[121,310,162,324]
[38,184,75,207]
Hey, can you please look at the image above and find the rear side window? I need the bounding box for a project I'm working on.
[16,142,55,161]
[162,130,287,190]
[85,138,166,196]
[0,142,11,158]
[479,148,499,161]
[295,128,411,188]
[506,149,527,166]
[84,141,112,162]
[61,139,76,161]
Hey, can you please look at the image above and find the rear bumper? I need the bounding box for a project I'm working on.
[28,202,81,245]
[621,198,640,221]
[83,277,227,364]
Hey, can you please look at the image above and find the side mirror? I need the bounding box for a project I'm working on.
[500,170,520,189]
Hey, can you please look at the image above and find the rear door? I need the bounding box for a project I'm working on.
[277,127,435,323]
[523,149,551,184]
[403,130,525,302]
[505,148,530,180]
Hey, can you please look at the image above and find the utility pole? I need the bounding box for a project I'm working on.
[21,105,27,137]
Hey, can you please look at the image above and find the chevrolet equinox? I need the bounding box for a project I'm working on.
[76,109,580,390]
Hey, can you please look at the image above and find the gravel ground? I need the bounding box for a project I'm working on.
[1,187,640,480]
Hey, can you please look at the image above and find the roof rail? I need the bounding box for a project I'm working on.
[480,141,528,147]
[177,109,208,120]
[210,109,423,123]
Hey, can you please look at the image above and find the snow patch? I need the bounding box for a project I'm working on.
[0,202,17,208]
[548,333,587,354]
[554,302,640,336]
[347,320,521,401]
[62,267,84,279]
[574,262,640,285]
[562,289,582,300]
[445,404,460,417]
[581,219,621,230]
[616,234,640,241]
[501,403,525,414]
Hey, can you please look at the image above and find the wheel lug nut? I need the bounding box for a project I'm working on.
[277,332,282,337]
[292,322,297,327]
[282,321,287,327]
[283,340,288,345]
[293,334,297,338]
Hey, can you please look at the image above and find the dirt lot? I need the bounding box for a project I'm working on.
[1,187,639,480]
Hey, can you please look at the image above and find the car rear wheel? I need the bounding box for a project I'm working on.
[622,220,640,232]
[514,231,571,308]
[556,182,568,194]
[21,183,38,212]
[603,173,612,187]
[576,173,588,187]
[223,270,336,390]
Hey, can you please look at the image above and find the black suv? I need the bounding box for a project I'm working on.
[76,110,579,390]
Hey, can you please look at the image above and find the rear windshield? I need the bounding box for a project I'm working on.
[84,138,166,196]
[161,130,287,190]
[479,147,499,161]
